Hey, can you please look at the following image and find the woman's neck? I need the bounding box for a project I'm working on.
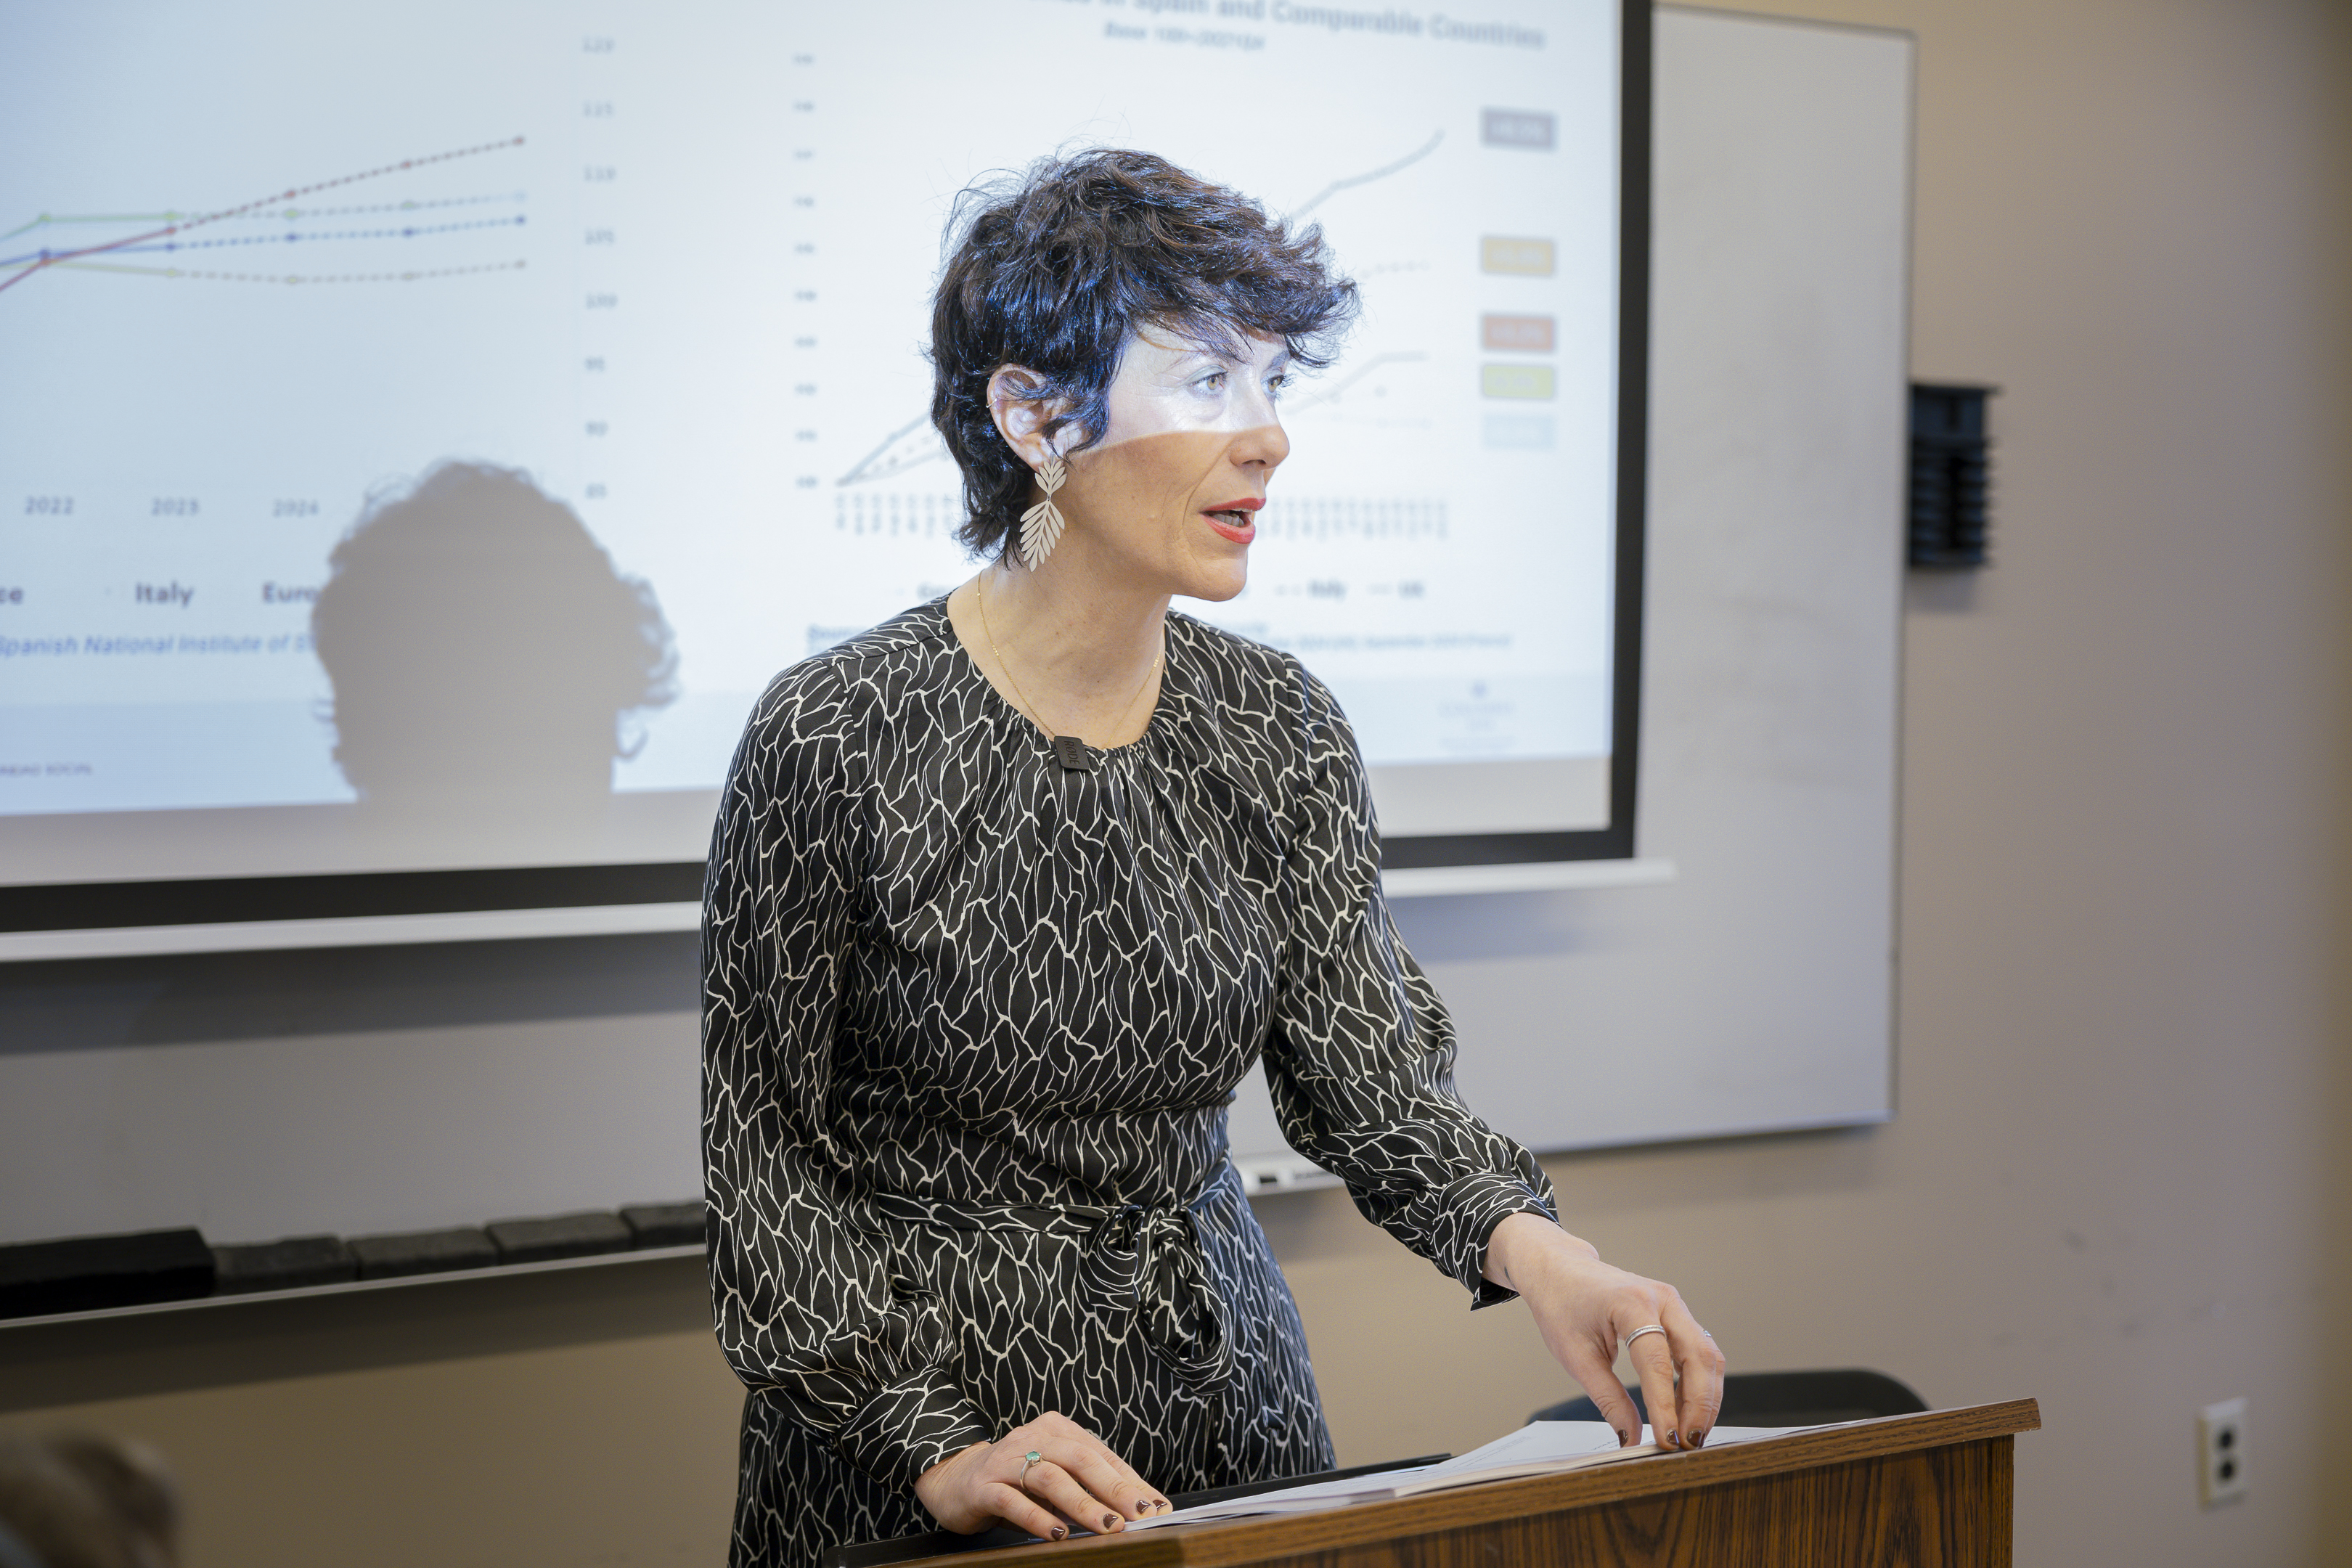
[946,549,1169,747]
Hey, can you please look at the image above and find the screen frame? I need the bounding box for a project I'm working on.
[0,0,1652,936]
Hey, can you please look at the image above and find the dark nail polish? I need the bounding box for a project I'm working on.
[1665,1430,1679,1448]
[1050,1527,1066,1541]
[1689,1430,1705,1447]
[1103,1514,1119,1531]
[1138,1499,1152,1514]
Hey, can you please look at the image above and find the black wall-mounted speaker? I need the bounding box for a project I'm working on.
[1908,383,1995,569]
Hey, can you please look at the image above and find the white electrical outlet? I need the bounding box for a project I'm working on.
[2199,1397,2247,1506]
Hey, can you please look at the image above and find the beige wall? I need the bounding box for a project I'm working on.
[2322,0,2352,1548]
[4,1,2346,1564]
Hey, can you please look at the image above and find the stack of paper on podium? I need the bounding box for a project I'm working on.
[1123,1421,1817,1532]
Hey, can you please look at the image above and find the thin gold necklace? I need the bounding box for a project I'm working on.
[975,574,1163,767]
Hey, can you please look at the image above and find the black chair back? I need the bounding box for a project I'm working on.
[1528,1368,1927,1428]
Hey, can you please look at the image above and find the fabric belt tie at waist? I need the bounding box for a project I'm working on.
[863,1164,1237,1389]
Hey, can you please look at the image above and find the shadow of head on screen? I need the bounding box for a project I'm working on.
[311,461,676,829]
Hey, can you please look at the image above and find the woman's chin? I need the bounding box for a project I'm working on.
[1175,560,1249,603]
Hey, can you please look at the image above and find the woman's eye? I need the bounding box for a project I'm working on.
[1196,372,1227,393]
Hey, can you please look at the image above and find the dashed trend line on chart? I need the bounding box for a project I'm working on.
[0,136,528,298]
[837,415,951,487]
[1285,351,1432,414]
[1289,131,1444,219]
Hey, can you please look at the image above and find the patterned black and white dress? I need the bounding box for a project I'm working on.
[702,599,1556,1567]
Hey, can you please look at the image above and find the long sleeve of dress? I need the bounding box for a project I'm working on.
[703,661,995,1486]
[1259,665,1558,1308]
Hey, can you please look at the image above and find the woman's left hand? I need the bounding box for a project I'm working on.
[1483,1211,1725,1451]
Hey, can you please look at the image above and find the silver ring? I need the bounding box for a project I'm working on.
[1018,1450,1043,1490]
[1624,1324,1668,1353]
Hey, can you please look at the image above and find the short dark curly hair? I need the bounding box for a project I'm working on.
[929,149,1357,559]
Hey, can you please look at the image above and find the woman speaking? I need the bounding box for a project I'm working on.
[702,150,1722,1568]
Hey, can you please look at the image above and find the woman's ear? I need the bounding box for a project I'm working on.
[987,365,1068,471]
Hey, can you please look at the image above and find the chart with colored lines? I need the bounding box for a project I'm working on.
[0,0,1626,887]
[0,137,531,298]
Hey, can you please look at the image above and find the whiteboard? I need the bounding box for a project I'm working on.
[1233,7,1913,1177]
[0,7,1911,1251]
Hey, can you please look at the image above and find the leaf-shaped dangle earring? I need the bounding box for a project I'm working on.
[1018,455,1068,570]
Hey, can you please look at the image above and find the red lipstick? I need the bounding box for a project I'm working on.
[1202,496,1262,545]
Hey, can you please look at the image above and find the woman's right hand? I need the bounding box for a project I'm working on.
[914,1411,1172,1540]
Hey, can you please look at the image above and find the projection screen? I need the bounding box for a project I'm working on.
[0,0,1644,936]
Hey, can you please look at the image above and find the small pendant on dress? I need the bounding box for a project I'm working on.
[1050,734,1095,772]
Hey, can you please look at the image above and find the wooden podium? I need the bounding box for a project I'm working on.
[915,1400,2040,1568]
